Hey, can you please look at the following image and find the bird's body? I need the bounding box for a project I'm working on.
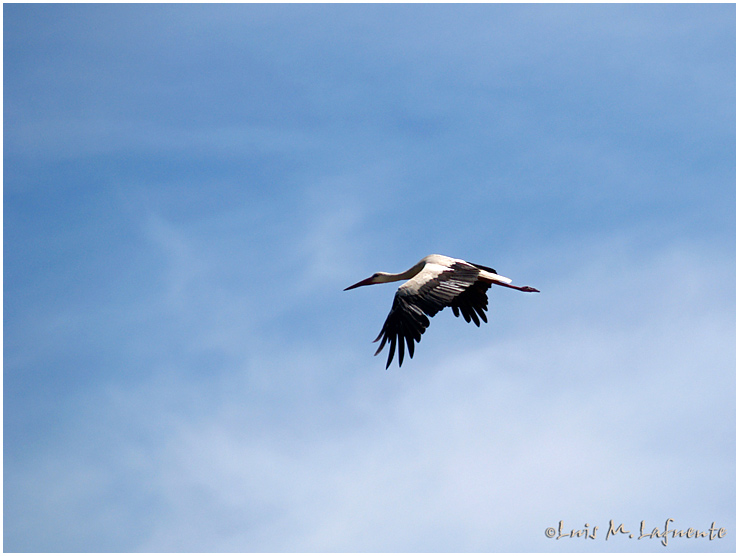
[345,254,539,368]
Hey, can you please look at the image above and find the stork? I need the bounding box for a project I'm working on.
[344,254,538,368]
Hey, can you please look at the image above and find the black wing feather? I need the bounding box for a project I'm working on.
[469,262,498,274]
[373,262,493,368]
[450,280,491,327]
[373,295,430,369]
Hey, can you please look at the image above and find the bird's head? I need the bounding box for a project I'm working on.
[344,272,383,290]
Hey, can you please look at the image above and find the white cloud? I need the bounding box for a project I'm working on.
[15,235,724,552]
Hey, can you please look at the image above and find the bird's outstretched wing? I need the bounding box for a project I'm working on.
[373,262,491,368]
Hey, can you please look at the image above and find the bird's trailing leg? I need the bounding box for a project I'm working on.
[492,281,539,293]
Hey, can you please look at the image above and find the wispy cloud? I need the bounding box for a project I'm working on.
[8,234,731,551]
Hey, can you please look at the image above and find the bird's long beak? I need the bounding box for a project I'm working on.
[344,276,375,291]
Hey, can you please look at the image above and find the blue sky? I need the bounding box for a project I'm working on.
[4,3,735,552]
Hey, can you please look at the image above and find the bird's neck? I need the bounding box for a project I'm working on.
[377,261,425,283]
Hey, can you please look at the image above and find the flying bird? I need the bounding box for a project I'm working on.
[344,254,539,368]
